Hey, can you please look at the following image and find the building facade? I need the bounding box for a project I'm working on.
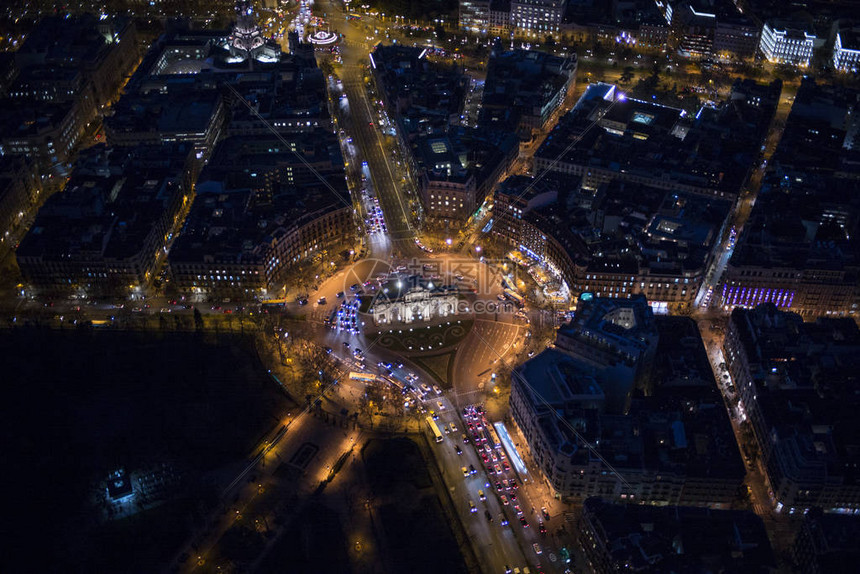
[489,0,514,35]
[510,0,566,35]
[833,28,860,72]
[759,20,817,65]
[459,0,491,34]
[714,17,760,60]
[0,156,41,250]
[672,2,716,59]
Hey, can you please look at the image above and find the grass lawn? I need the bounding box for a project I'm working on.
[362,438,467,574]
[411,351,455,387]
[363,437,432,493]
[375,319,473,354]
[257,502,351,574]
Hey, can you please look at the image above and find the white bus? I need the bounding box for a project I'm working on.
[503,289,524,308]
[349,372,376,383]
[426,415,444,443]
[486,424,502,450]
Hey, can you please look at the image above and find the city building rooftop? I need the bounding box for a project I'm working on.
[15,14,131,70]
[17,143,190,267]
[414,126,518,189]
[725,79,860,306]
[512,298,744,501]
[557,295,658,367]
[168,133,349,269]
[636,316,745,480]
[516,348,606,408]
[796,509,860,573]
[729,304,860,495]
[498,173,731,284]
[370,43,467,140]
[581,497,776,573]
[837,28,860,53]
[105,90,223,144]
[168,189,268,268]
[479,44,575,136]
[0,99,78,141]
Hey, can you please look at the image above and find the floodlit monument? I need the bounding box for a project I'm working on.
[369,275,460,326]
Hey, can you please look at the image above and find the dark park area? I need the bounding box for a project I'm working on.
[0,328,293,573]
[257,501,352,574]
[363,437,467,574]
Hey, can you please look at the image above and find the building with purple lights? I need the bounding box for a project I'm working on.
[506,80,778,312]
[720,78,860,318]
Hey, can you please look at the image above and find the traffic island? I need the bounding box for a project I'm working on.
[409,351,456,388]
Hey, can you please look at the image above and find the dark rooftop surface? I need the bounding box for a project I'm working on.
[496,173,731,278]
[479,45,574,133]
[106,90,222,137]
[17,144,190,263]
[799,509,860,573]
[371,43,467,139]
[583,497,776,573]
[729,79,860,272]
[518,300,743,483]
[0,99,77,139]
[536,80,780,198]
[169,133,348,266]
[730,304,860,486]
[15,14,127,69]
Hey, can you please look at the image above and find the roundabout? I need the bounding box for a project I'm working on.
[308,29,338,46]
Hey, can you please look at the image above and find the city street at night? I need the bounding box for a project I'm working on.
[3,0,860,573]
